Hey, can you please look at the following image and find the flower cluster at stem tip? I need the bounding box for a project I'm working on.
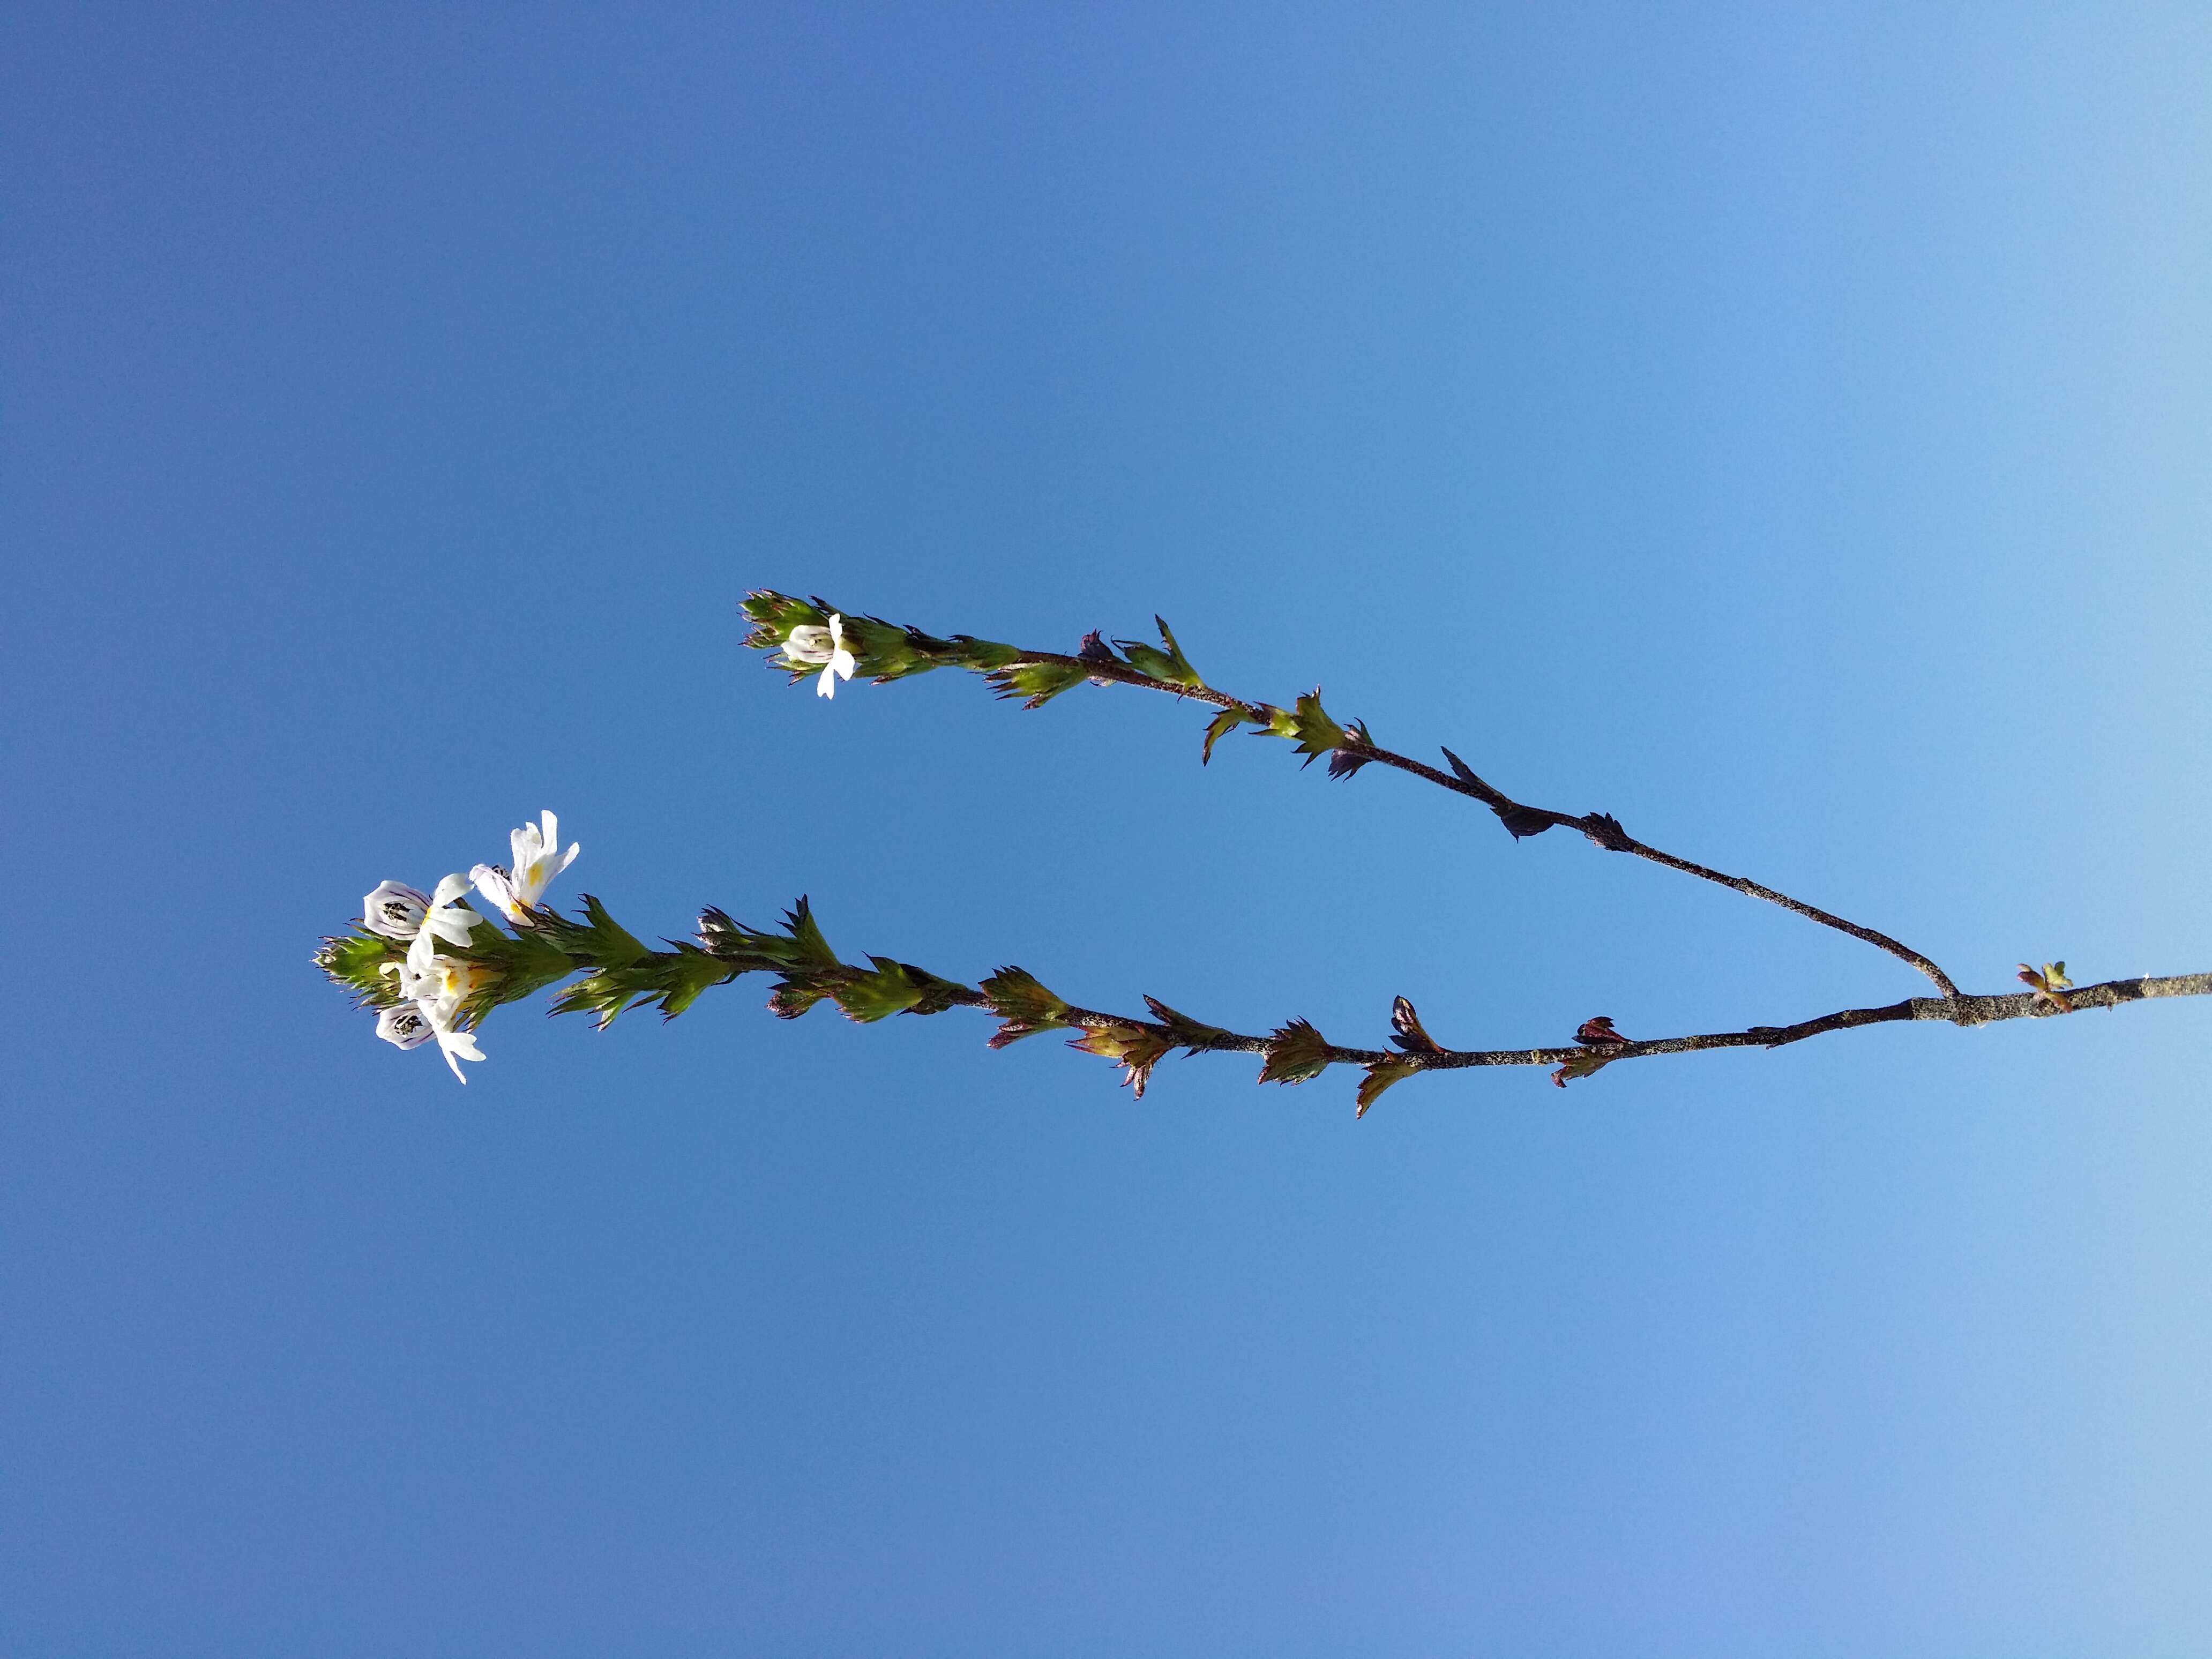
[776,612,856,698]
[357,811,580,1082]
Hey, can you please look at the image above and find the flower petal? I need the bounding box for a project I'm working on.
[375,1002,436,1050]
[362,880,429,940]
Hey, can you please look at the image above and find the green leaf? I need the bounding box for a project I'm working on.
[1285,690,1347,769]
[1259,1018,1334,1085]
[1114,615,1205,689]
[985,659,1089,709]
[455,924,584,1023]
[942,634,1025,671]
[824,955,976,1023]
[981,965,1071,1046]
[695,906,808,973]
[530,894,652,968]
[649,944,742,1020]
[782,895,840,972]
[1200,707,1254,765]
[831,956,928,1022]
[1068,1022,1175,1097]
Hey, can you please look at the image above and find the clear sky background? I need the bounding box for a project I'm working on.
[8,4,2211,1653]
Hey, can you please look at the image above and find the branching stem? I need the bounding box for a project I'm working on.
[1020,650,1961,997]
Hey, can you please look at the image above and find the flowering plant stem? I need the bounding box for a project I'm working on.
[316,597,2209,1105]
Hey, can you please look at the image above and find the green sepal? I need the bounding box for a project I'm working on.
[1114,615,1204,689]
[1141,995,1231,1052]
[1355,1057,1421,1117]
[986,659,1089,709]
[1258,1018,1334,1085]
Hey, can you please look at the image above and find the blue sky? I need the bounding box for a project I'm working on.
[8,4,2211,1653]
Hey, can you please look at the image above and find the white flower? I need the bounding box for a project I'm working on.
[380,954,490,1083]
[363,880,431,940]
[405,872,492,975]
[375,1002,436,1050]
[779,613,857,698]
[470,810,580,924]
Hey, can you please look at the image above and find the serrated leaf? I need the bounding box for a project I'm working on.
[1286,690,1348,769]
[1259,1018,1334,1085]
[981,965,1071,1045]
[832,957,928,1022]
[1326,719,1376,780]
[1115,615,1205,689]
[1068,1022,1175,1097]
[782,895,840,972]
[1356,1057,1421,1117]
[943,634,1026,671]
[455,924,584,1023]
[695,905,809,973]
[531,894,652,968]
[985,659,1089,709]
[650,944,742,1020]
[1439,745,1483,788]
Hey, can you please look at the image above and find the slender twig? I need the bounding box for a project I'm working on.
[714,946,2208,1081]
[1013,650,1962,998]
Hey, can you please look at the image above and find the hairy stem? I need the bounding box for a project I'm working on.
[709,941,2206,1080]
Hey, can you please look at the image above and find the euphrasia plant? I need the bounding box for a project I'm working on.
[317,594,2211,1110]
